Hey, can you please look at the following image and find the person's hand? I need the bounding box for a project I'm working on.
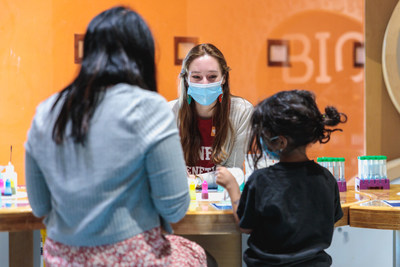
[188,171,203,189]
[216,166,241,225]
[215,166,238,192]
[187,171,196,180]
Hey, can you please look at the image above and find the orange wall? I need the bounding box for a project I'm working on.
[0,0,364,184]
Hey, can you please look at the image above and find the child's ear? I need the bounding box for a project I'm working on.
[280,136,288,150]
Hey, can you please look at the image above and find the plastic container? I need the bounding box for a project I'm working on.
[338,157,345,181]
[358,156,368,180]
[3,179,12,196]
[376,155,387,179]
[357,156,362,179]
[0,176,3,195]
[201,180,208,199]
[356,155,390,190]
[333,158,340,180]
[317,157,326,168]
[3,162,17,192]
[189,180,196,200]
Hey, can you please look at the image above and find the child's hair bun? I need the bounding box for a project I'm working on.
[322,106,347,127]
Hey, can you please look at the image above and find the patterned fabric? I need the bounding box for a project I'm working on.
[44,227,207,267]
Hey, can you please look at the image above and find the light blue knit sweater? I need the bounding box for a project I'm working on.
[25,83,189,246]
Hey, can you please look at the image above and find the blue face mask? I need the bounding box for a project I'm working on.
[260,136,281,160]
[187,80,223,106]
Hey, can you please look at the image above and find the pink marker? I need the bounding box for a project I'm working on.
[0,179,3,195]
[201,180,208,199]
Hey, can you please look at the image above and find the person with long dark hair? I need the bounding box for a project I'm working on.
[170,43,253,189]
[217,90,346,266]
[25,6,210,266]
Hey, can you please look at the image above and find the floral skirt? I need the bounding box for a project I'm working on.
[44,227,207,267]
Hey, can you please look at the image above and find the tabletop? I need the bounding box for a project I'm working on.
[349,184,400,230]
[1,186,398,233]
[1,185,396,267]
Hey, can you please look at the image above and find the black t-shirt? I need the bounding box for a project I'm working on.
[237,160,343,267]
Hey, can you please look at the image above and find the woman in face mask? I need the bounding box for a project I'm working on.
[169,43,253,189]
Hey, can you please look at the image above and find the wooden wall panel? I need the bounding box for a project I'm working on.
[365,0,400,160]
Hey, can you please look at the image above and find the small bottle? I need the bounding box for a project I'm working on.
[366,156,373,180]
[381,155,387,180]
[10,180,16,195]
[201,180,209,200]
[323,157,328,168]
[239,182,245,192]
[371,156,379,179]
[333,158,340,181]
[0,177,4,195]
[189,180,196,200]
[339,158,345,181]
[361,156,369,180]
[4,162,17,191]
[3,179,12,196]
[375,155,387,180]
[362,156,369,180]
[327,158,334,176]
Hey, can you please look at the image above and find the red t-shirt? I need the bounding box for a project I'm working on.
[187,117,216,175]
